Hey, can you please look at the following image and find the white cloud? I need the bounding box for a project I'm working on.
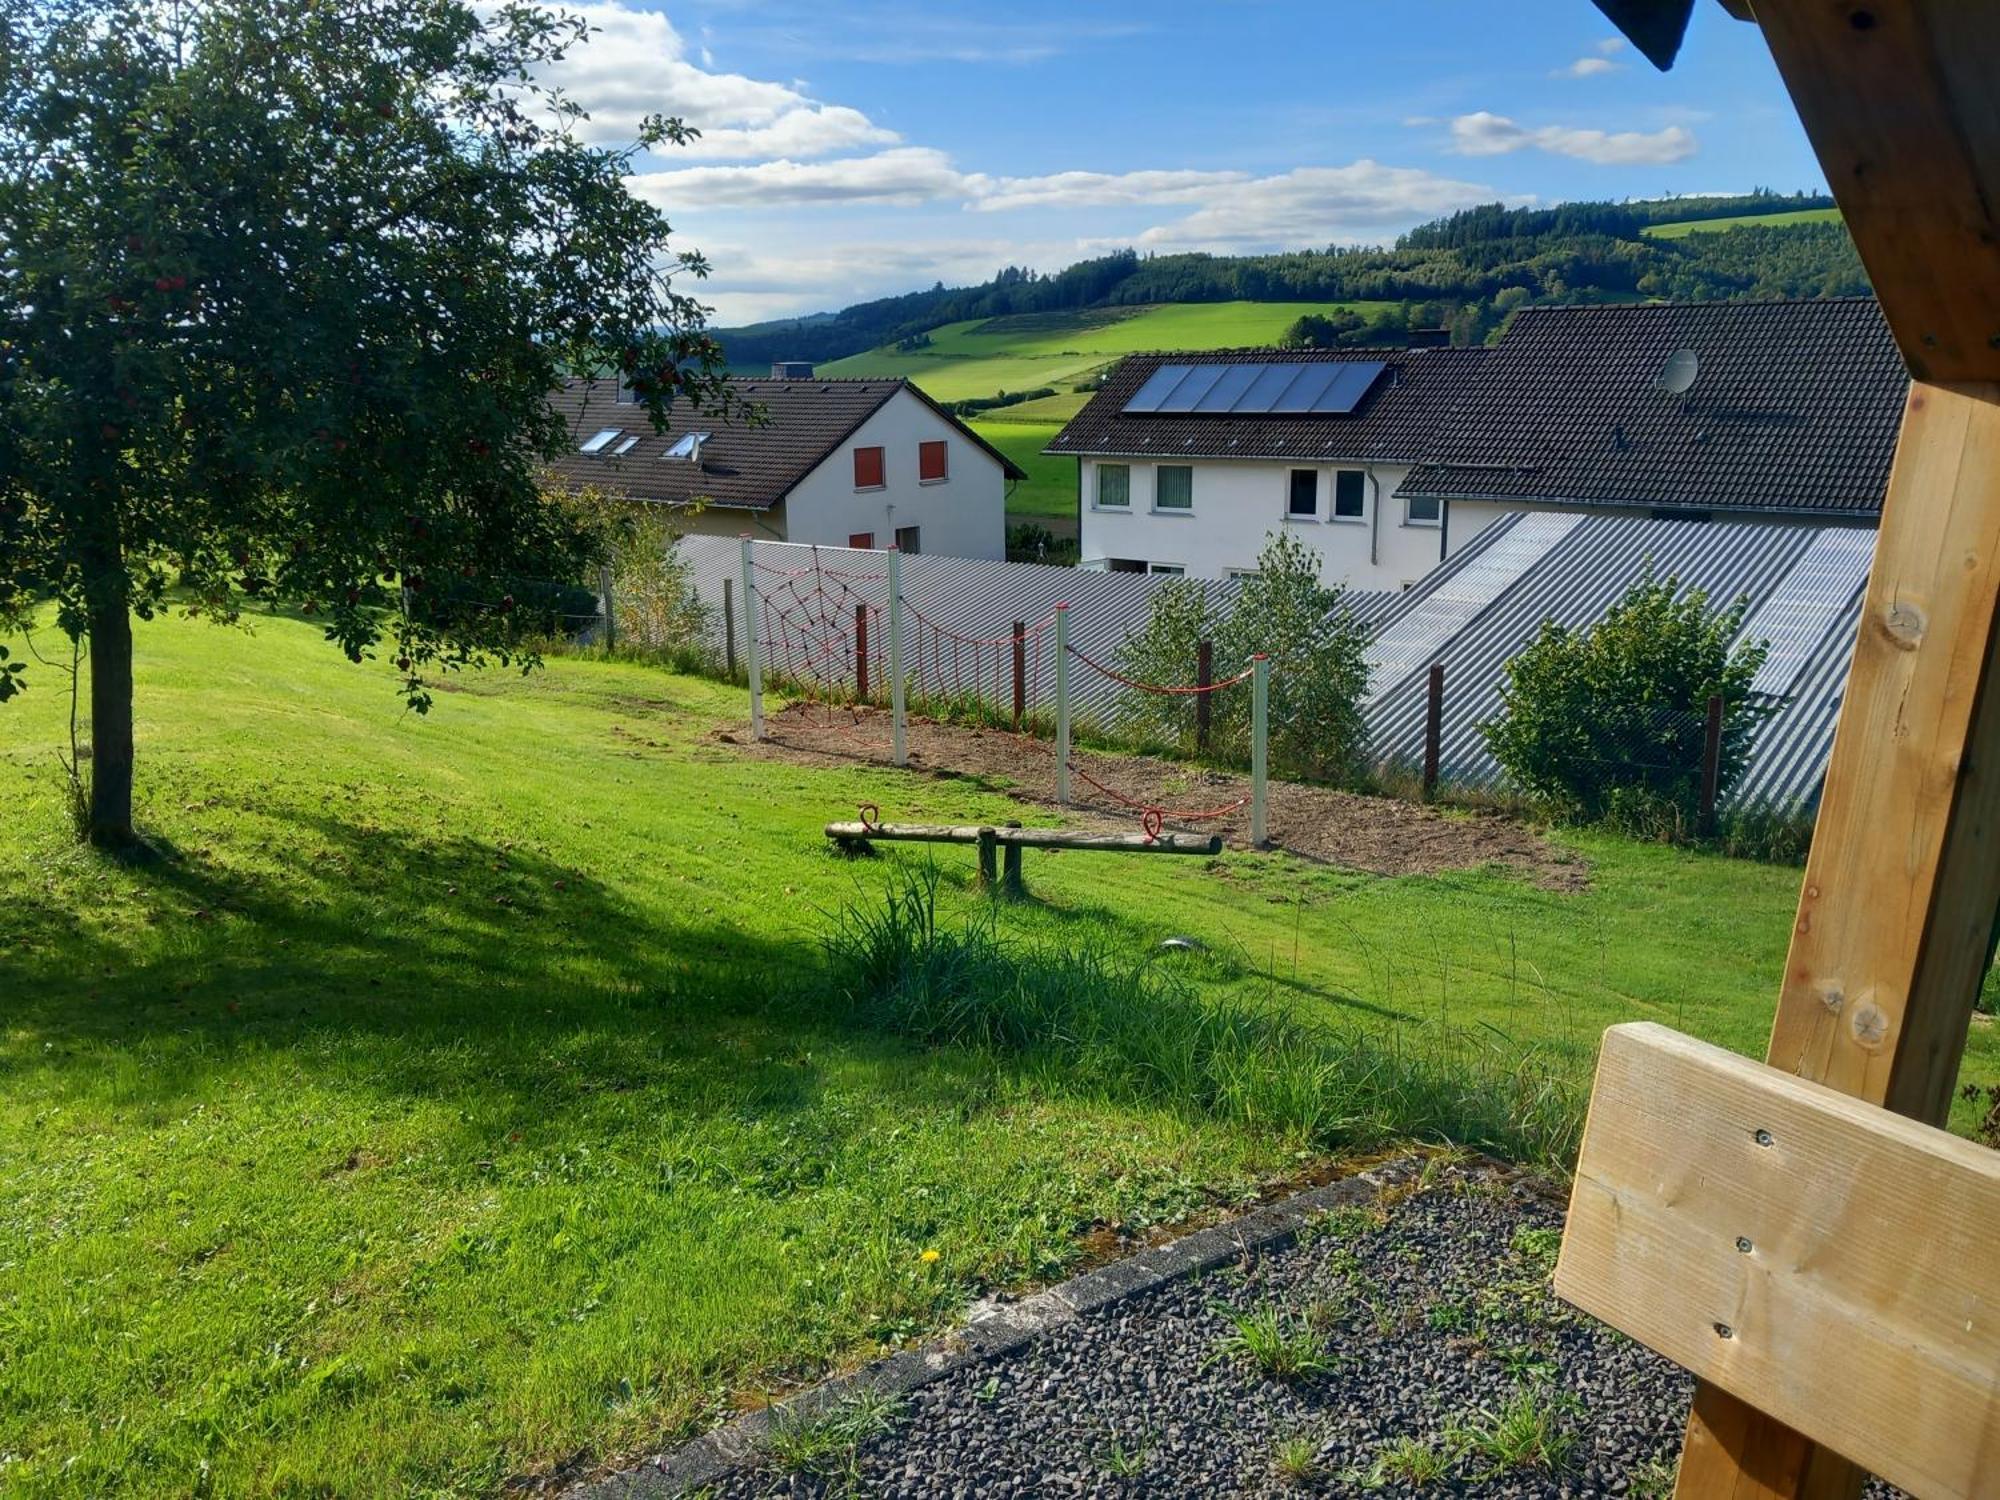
[1447,111,1697,165]
[1596,36,1629,55]
[633,147,966,208]
[965,168,1251,213]
[1120,162,1505,251]
[527,1,897,159]
[1553,55,1622,78]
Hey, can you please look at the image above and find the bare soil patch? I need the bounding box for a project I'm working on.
[717,703,1587,890]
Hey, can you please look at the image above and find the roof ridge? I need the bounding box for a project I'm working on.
[1512,295,1881,314]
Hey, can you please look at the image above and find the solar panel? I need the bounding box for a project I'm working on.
[1121,360,1392,415]
[1313,361,1388,413]
[1123,364,1196,413]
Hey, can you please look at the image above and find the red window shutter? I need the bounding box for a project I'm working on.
[919,440,948,481]
[848,532,874,549]
[853,446,885,488]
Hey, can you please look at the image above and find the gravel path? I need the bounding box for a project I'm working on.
[695,1161,1902,1499]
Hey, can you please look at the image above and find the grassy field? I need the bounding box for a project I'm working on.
[821,301,1392,418]
[3,609,1993,1497]
[969,419,1072,525]
[1642,208,1843,239]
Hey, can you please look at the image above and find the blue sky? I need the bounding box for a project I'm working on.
[537,1,1825,324]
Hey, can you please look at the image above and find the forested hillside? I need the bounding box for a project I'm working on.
[719,191,1863,368]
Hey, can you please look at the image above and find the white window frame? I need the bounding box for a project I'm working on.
[1332,469,1368,524]
[1285,467,1320,522]
[1403,492,1442,528]
[1153,464,1194,514]
[1094,463,1131,509]
[918,439,949,485]
[579,427,622,455]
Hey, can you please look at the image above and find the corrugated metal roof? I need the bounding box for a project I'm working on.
[1363,513,1872,809]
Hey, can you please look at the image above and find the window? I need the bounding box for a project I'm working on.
[1226,568,1259,580]
[615,377,640,405]
[1405,493,1442,527]
[1106,558,1147,573]
[918,440,948,482]
[1155,465,1193,511]
[610,435,641,458]
[664,431,710,460]
[854,445,886,489]
[1333,469,1366,521]
[1096,463,1130,508]
[1287,469,1318,518]
[579,428,621,454]
[848,531,874,549]
[894,524,921,555]
[1149,563,1185,575]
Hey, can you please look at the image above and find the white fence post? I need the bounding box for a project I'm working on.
[1251,652,1269,847]
[886,546,907,768]
[1054,602,1072,805]
[740,535,763,741]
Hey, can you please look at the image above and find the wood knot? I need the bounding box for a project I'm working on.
[1881,601,1925,650]
[1850,1000,1891,1050]
[1820,986,1844,1014]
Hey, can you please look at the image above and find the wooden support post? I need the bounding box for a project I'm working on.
[1195,639,1213,753]
[722,576,737,679]
[1421,662,1444,801]
[1668,380,2000,1498]
[1002,820,1024,897]
[854,603,869,702]
[1012,621,1026,731]
[976,826,997,887]
[1699,692,1724,837]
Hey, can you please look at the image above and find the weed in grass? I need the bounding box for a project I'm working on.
[1424,1297,1471,1332]
[1631,1455,1679,1498]
[766,1390,904,1480]
[1323,1203,1390,1238]
[1447,1386,1577,1475]
[1210,1301,1339,1383]
[1367,1435,1453,1485]
[1093,1430,1151,1477]
[1302,1293,1347,1331]
[1271,1432,1325,1486]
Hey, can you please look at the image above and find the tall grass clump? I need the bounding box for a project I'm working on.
[823,869,1583,1170]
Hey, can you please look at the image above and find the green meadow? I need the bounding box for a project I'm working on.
[1642,208,1844,239]
[2,608,1992,1496]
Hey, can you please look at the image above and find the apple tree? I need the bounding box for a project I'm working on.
[0,0,731,844]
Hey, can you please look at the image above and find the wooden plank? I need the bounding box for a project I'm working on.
[823,822,1221,855]
[1669,378,2000,1498]
[1753,0,2000,382]
[1556,1023,2000,1500]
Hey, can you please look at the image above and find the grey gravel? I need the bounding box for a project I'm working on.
[651,1162,1907,1498]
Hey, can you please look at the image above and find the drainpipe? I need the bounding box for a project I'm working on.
[1366,466,1382,568]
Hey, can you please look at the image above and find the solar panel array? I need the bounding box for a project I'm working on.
[1122,361,1388,416]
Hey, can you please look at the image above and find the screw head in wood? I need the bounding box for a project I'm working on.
[1714,1322,1735,1339]
[1735,1236,1753,1254]
[1754,1128,1774,1147]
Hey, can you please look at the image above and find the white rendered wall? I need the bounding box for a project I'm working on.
[1075,457,1450,591]
[784,388,1007,560]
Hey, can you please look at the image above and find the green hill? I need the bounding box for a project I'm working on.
[1644,207,1843,239]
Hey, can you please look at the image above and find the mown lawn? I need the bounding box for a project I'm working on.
[1641,207,1843,238]
[968,418,1074,525]
[2,609,1991,1497]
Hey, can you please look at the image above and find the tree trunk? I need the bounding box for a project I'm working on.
[85,577,135,847]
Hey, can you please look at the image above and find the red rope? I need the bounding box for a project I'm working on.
[1064,642,1255,696]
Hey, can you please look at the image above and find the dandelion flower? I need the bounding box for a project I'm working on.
[919,1248,940,1264]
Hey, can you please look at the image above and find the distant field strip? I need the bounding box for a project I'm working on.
[1642,208,1842,239]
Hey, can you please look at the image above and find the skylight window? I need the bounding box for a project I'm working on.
[579,428,621,454]
[664,431,711,460]
[611,435,640,457]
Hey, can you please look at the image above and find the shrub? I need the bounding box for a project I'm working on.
[1479,569,1770,830]
[1115,530,1370,784]
[553,484,713,662]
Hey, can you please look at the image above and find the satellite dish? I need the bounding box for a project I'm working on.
[1656,348,1700,397]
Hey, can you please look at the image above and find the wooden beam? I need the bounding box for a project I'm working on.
[1753,0,2000,382]
[1557,1024,2000,1500]
[823,821,1222,855]
[1668,378,2000,1496]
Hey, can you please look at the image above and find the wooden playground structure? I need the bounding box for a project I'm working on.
[824,815,1221,898]
[1552,3,2000,1497]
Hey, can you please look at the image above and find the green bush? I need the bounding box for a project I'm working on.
[1114,530,1370,784]
[1480,570,1770,830]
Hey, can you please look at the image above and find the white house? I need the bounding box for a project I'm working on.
[547,372,1023,561]
[1048,298,1905,590]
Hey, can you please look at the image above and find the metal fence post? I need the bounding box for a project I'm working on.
[1196,638,1213,753]
[1700,692,1725,836]
[739,535,763,741]
[886,546,907,767]
[854,603,870,701]
[1012,620,1027,731]
[598,561,616,651]
[722,576,737,678]
[1251,653,1270,847]
[1054,602,1072,805]
[1422,662,1445,801]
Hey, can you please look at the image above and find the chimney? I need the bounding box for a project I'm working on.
[771,360,815,380]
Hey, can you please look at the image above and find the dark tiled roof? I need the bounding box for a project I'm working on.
[1396,299,1907,518]
[544,376,1023,511]
[1045,347,1489,465]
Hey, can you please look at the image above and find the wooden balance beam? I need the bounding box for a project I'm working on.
[824,820,1220,895]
